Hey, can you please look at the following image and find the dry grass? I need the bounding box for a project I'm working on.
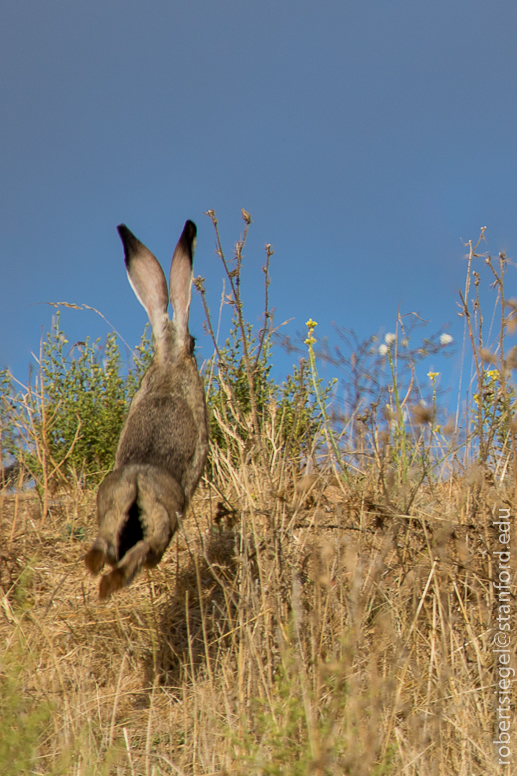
[1,220,516,773]
[1,454,514,775]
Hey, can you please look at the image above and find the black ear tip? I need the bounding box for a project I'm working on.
[176,220,197,259]
[117,224,140,257]
[184,220,197,240]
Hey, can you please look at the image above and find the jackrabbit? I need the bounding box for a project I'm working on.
[84,220,208,599]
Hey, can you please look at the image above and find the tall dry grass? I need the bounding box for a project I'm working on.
[0,217,515,774]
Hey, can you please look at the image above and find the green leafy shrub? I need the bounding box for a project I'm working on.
[1,312,153,489]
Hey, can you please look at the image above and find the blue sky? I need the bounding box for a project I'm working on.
[2,1,517,408]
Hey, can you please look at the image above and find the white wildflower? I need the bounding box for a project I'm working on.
[385,332,396,345]
[440,333,453,345]
[379,344,388,355]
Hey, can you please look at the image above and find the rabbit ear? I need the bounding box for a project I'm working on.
[117,225,169,338]
[169,220,196,341]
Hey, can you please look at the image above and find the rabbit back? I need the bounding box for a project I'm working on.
[116,340,207,500]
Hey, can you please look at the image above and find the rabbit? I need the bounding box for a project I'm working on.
[84,219,208,599]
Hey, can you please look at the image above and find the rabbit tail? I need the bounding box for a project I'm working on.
[85,464,185,599]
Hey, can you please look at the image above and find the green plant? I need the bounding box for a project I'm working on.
[459,230,517,496]
[0,370,20,464]
[304,318,342,477]
[196,210,334,482]
[1,312,153,491]
[0,649,52,776]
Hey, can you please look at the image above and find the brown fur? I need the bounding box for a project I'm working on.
[84,221,208,599]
